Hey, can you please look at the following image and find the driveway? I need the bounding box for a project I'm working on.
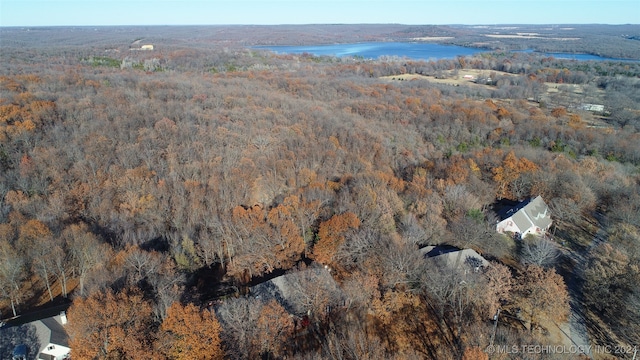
[555,213,608,359]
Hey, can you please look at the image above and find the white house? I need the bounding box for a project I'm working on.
[140,44,154,51]
[496,196,552,238]
[33,312,70,360]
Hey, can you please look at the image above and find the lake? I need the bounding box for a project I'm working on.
[255,42,486,60]
[256,42,633,62]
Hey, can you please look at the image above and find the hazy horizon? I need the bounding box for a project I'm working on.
[1,23,639,28]
[1,1,638,27]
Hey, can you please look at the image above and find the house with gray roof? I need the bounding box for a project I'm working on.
[250,265,345,318]
[421,245,490,273]
[496,195,552,238]
[33,312,70,360]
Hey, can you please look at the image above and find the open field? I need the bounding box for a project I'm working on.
[381,69,614,130]
[412,36,455,41]
[485,34,580,40]
[381,68,514,87]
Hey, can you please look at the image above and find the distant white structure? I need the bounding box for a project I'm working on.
[579,104,604,112]
[140,44,154,50]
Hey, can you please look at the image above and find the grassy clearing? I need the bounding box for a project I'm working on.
[381,69,515,88]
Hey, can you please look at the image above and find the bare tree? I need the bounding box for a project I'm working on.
[398,213,427,246]
[147,258,185,321]
[216,297,262,360]
[320,319,388,360]
[51,244,71,298]
[419,258,482,341]
[195,223,224,268]
[520,236,560,267]
[64,224,106,297]
[374,237,422,290]
[28,235,57,302]
[283,265,345,321]
[124,245,163,284]
[0,240,27,316]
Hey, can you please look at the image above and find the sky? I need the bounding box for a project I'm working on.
[1,0,638,27]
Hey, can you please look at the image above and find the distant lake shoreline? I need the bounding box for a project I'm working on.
[254,42,485,61]
[255,42,636,62]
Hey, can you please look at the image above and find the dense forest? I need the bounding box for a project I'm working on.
[1,26,640,359]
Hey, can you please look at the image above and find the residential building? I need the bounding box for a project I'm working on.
[33,312,70,360]
[496,195,552,238]
[421,245,489,272]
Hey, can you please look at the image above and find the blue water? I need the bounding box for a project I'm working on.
[256,42,632,62]
[255,42,485,60]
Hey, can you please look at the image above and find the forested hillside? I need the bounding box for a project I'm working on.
[1,28,639,359]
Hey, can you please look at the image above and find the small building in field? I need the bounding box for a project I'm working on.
[140,44,154,51]
[33,312,70,360]
[496,195,552,238]
[579,103,604,112]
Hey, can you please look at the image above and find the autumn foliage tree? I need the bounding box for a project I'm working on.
[227,203,306,280]
[462,346,489,360]
[311,212,360,267]
[513,265,569,332]
[254,300,294,359]
[492,151,539,200]
[157,302,224,360]
[67,288,155,359]
[480,262,513,319]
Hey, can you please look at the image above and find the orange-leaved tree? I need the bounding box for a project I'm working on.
[67,288,155,359]
[492,151,539,200]
[514,265,569,332]
[311,212,360,267]
[157,302,224,360]
[254,300,294,359]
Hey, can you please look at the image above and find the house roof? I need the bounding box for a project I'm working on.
[33,313,70,358]
[421,246,489,270]
[38,316,68,347]
[520,196,552,230]
[498,196,552,233]
[250,265,344,316]
[511,210,533,232]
